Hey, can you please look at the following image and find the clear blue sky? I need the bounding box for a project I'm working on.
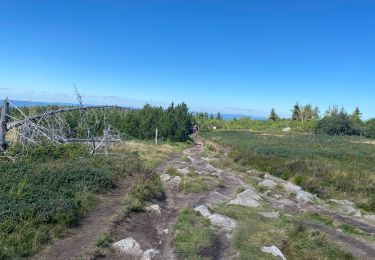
[0,1,374,118]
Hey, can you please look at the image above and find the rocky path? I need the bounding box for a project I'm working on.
[111,137,375,260]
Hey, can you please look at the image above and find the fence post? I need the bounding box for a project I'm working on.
[103,128,108,156]
[0,98,9,150]
[155,128,158,145]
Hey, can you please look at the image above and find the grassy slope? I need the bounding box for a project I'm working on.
[202,130,375,211]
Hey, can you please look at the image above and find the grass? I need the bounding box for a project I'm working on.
[173,208,215,259]
[0,143,151,258]
[214,204,353,259]
[202,130,375,211]
[179,176,211,194]
[110,140,191,168]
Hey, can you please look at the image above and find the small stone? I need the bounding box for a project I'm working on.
[160,174,171,182]
[145,204,161,215]
[163,229,169,234]
[209,214,237,231]
[177,167,190,175]
[141,249,160,260]
[258,179,277,189]
[228,189,261,208]
[259,212,280,218]
[187,155,195,163]
[282,127,291,132]
[170,176,182,185]
[194,205,212,217]
[261,245,286,260]
[113,237,143,257]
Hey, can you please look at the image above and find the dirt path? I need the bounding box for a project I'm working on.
[37,138,375,259]
[108,138,247,259]
[35,179,136,260]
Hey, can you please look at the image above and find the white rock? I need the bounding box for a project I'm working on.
[113,237,143,257]
[160,174,171,182]
[282,182,301,192]
[209,214,237,231]
[194,205,212,217]
[264,173,284,183]
[258,179,277,189]
[211,171,221,177]
[163,228,169,234]
[228,189,261,208]
[170,176,182,185]
[364,215,375,223]
[330,199,361,216]
[177,167,190,175]
[296,190,315,204]
[141,249,160,260]
[145,204,161,215]
[259,211,280,218]
[262,245,286,260]
[282,127,291,132]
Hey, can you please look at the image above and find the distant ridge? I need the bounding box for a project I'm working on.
[8,100,266,120]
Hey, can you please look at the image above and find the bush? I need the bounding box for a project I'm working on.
[363,119,375,139]
[314,112,360,136]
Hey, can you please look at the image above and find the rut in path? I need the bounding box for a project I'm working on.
[34,179,137,260]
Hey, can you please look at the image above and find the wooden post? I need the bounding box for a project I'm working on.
[155,128,158,145]
[103,128,108,156]
[0,98,9,150]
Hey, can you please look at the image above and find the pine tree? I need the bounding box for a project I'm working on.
[291,103,301,121]
[269,108,279,121]
[352,107,362,122]
[216,112,222,120]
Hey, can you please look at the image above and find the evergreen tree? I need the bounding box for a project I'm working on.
[269,108,279,121]
[216,112,222,120]
[352,107,362,122]
[291,103,301,121]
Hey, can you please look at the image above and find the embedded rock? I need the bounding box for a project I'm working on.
[262,245,286,260]
[160,174,171,182]
[258,179,277,189]
[141,249,160,260]
[113,237,143,257]
[228,189,261,208]
[259,211,280,218]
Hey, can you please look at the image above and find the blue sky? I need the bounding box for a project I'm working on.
[0,1,374,118]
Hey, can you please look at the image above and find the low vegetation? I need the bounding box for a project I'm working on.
[215,204,353,259]
[173,208,215,259]
[203,130,375,211]
[0,143,149,258]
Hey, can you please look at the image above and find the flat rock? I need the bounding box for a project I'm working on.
[282,182,301,192]
[261,245,286,260]
[141,249,160,260]
[209,214,237,231]
[177,167,190,175]
[170,176,182,185]
[160,174,171,182]
[194,205,212,217]
[113,237,143,257]
[145,204,161,215]
[364,215,375,223]
[194,205,236,231]
[330,199,361,216]
[259,211,280,218]
[228,189,261,208]
[296,190,315,204]
[279,198,294,206]
[258,179,277,189]
[264,173,284,183]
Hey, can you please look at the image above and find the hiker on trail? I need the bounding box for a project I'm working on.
[192,125,198,135]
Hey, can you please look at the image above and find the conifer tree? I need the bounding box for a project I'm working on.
[269,108,279,121]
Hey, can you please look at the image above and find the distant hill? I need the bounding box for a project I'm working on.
[221,114,266,121]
